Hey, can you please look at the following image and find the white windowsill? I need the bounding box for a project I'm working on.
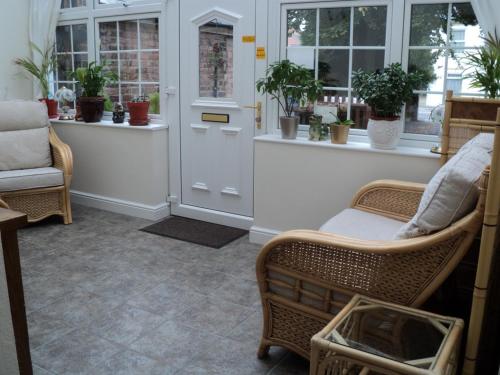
[50,119,168,131]
[254,133,440,159]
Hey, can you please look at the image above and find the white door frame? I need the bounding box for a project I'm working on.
[166,0,268,229]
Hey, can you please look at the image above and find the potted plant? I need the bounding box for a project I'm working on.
[14,43,58,118]
[72,62,117,123]
[330,108,354,144]
[464,32,500,98]
[127,96,150,126]
[256,60,323,139]
[352,63,422,149]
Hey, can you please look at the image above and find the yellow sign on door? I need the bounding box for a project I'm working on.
[242,35,256,43]
[256,46,266,60]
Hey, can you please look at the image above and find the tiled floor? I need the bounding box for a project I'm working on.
[18,205,310,375]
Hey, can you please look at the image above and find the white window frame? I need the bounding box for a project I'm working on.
[57,0,166,120]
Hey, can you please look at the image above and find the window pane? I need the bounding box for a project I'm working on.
[404,93,443,135]
[287,47,315,73]
[121,84,140,109]
[449,48,483,95]
[71,0,86,7]
[410,3,448,47]
[72,24,87,52]
[119,20,138,50]
[316,90,349,124]
[74,54,87,70]
[353,6,387,46]
[57,54,73,81]
[318,49,349,87]
[141,51,159,81]
[120,52,139,81]
[319,8,350,46]
[104,84,119,104]
[100,22,117,51]
[100,53,118,76]
[143,85,160,114]
[352,50,385,75]
[140,19,159,49]
[287,9,317,47]
[351,95,370,129]
[56,25,71,53]
[408,49,445,92]
[199,19,234,98]
[451,3,482,48]
[61,0,71,8]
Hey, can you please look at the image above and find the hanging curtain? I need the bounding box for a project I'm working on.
[28,0,61,98]
[471,0,500,36]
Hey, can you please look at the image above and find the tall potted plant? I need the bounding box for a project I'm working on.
[464,32,500,98]
[72,62,117,123]
[14,43,58,118]
[256,60,323,139]
[352,63,422,149]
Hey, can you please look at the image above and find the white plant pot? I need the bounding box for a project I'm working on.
[367,118,403,150]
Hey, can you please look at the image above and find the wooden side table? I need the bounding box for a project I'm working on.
[310,295,463,375]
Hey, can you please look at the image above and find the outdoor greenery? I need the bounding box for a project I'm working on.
[464,32,500,98]
[14,43,56,99]
[71,61,117,97]
[148,92,160,114]
[256,59,323,118]
[352,63,423,118]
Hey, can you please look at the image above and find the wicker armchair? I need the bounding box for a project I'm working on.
[256,174,487,359]
[0,101,73,224]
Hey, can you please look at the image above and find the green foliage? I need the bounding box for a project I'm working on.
[71,61,117,97]
[103,93,114,112]
[256,60,323,117]
[464,32,500,98]
[14,43,56,98]
[352,63,423,118]
[148,92,160,114]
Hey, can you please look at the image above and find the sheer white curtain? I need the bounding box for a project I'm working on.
[471,0,500,35]
[29,0,61,98]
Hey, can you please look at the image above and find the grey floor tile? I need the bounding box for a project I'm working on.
[209,274,260,307]
[32,329,121,375]
[87,304,166,346]
[32,364,57,375]
[27,311,74,350]
[225,309,264,346]
[23,273,76,313]
[96,349,174,375]
[270,352,310,374]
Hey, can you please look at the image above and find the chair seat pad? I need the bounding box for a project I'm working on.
[319,208,406,241]
[0,168,64,192]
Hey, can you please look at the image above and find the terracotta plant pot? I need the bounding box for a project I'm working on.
[330,124,350,144]
[128,102,150,126]
[39,98,59,119]
[79,96,105,123]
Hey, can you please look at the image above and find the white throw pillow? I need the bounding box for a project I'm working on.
[0,128,52,171]
[395,133,493,239]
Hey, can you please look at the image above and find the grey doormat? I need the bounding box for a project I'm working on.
[141,216,248,248]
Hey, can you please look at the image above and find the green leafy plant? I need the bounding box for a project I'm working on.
[330,113,354,126]
[129,95,150,103]
[71,61,117,97]
[256,60,323,117]
[148,92,160,114]
[14,43,56,98]
[464,32,500,98]
[352,63,423,119]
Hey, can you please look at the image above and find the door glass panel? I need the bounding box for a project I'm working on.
[319,8,350,46]
[199,18,234,98]
[287,9,317,46]
[409,3,448,47]
[353,6,387,46]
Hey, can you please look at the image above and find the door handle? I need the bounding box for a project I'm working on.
[243,101,262,129]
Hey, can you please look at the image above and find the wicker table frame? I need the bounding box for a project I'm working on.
[310,295,463,375]
[0,127,73,224]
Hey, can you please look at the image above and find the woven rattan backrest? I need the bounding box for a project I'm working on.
[441,90,500,164]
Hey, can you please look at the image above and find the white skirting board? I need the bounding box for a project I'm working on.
[249,226,281,245]
[70,190,170,221]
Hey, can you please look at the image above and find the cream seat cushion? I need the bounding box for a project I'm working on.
[0,168,63,192]
[395,133,493,239]
[320,208,405,241]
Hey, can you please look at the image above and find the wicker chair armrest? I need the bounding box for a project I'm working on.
[257,226,474,307]
[351,180,426,221]
[49,126,73,179]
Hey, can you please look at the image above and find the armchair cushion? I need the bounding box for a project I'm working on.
[395,133,493,239]
[0,167,63,192]
[0,101,49,131]
[320,208,405,241]
[0,128,51,171]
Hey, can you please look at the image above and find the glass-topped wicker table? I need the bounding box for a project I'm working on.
[310,295,463,375]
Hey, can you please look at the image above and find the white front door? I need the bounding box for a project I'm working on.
[177,0,256,222]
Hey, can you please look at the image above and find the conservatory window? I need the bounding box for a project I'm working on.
[60,0,86,9]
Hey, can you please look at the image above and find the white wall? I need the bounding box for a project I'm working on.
[251,136,441,243]
[52,123,170,221]
[0,0,32,100]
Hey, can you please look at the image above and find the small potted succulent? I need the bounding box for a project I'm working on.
[14,43,58,118]
[329,103,354,144]
[72,62,117,122]
[352,63,422,149]
[127,96,150,126]
[256,60,323,139]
